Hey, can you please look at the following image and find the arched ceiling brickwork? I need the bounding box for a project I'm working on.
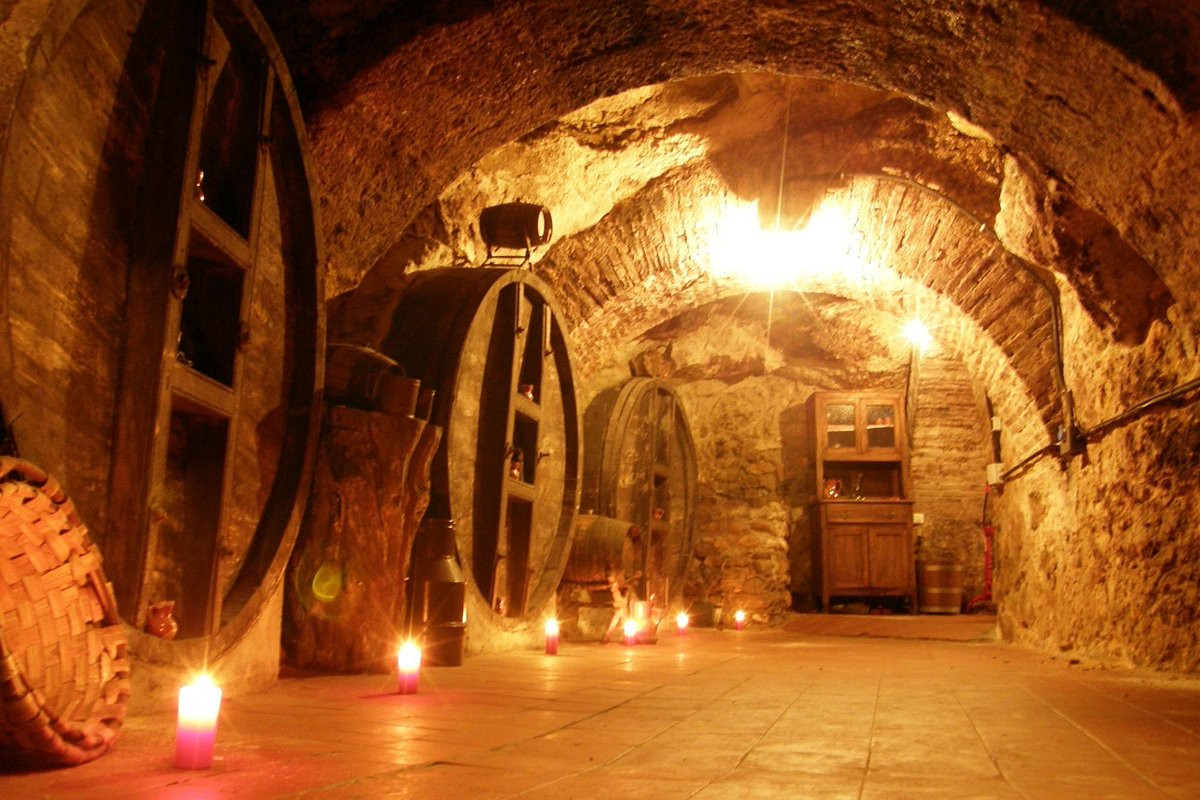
[244,0,1200,441]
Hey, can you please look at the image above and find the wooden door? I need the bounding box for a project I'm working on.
[867,525,911,589]
[826,524,870,590]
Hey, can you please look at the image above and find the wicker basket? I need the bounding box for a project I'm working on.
[0,457,130,767]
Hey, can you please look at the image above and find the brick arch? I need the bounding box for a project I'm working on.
[291,0,1185,309]
[539,160,1057,446]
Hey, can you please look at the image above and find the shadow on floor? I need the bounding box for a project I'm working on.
[782,611,998,641]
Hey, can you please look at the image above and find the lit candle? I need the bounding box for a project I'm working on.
[397,641,422,695]
[623,618,638,646]
[734,610,747,630]
[175,674,222,769]
[545,618,560,655]
[676,611,689,635]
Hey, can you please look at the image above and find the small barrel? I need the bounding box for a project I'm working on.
[325,343,417,413]
[479,203,553,250]
[917,560,964,614]
[562,514,638,584]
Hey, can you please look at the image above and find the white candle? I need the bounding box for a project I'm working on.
[175,674,222,769]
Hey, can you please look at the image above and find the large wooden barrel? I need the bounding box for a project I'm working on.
[573,378,697,606]
[383,268,580,639]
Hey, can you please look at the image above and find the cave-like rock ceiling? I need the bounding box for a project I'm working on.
[258,1,1196,433]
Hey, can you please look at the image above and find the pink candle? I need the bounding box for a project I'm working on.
[175,675,222,769]
[397,641,422,695]
[734,610,747,630]
[676,611,689,635]
[623,618,638,646]
[544,619,560,655]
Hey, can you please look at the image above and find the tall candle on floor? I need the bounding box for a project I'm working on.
[623,618,638,646]
[397,641,422,694]
[734,610,747,630]
[544,618,560,655]
[175,674,222,769]
[676,611,689,635]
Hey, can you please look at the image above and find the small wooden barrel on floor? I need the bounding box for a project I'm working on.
[916,560,964,614]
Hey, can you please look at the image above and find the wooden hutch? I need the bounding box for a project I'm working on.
[809,391,917,612]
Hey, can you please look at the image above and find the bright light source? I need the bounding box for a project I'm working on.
[709,198,862,288]
[397,641,422,671]
[676,611,690,631]
[544,618,560,636]
[903,318,935,354]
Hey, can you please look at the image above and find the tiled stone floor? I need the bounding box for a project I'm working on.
[3,624,1199,798]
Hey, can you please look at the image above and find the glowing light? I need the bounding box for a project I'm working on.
[709,198,862,288]
[311,562,343,602]
[676,612,689,634]
[397,641,422,694]
[545,618,560,655]
[903,318,935,354]
[176,674,222,769]
[623,619,638,646]
[734,610,747,630]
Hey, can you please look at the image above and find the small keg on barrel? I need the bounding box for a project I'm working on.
[408,518,467,665]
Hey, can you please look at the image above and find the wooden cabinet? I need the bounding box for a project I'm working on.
[810,392,916,612]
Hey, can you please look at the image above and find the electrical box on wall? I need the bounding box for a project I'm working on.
[986,462,1004,485]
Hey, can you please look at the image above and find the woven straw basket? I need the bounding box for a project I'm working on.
[0,457,130,766]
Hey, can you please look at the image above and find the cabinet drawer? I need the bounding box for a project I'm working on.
[824,502,911,524]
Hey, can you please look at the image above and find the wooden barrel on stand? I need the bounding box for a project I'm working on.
[383,268,580,645]
[565,378,696,622]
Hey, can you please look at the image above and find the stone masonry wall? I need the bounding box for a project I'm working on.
[582,292,997,625]
[995,403,1200,672]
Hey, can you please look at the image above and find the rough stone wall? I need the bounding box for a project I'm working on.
[995,374,1200,673]
[582,292,996,624]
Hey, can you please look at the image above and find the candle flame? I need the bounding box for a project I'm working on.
[189,673,217,689]
[734,610,746,623]
[397,641,422,672]
[623,619,638,638]
[676,612,690,630]
[545,618,560,636]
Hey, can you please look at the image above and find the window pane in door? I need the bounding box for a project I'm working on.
[825,403,856,449]
[865,404,895,448]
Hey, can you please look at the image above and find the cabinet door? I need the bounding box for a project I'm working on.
[862,401,899,453]
[867,525,910,589]
[822,401,858,452]
[827,524,870,590]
